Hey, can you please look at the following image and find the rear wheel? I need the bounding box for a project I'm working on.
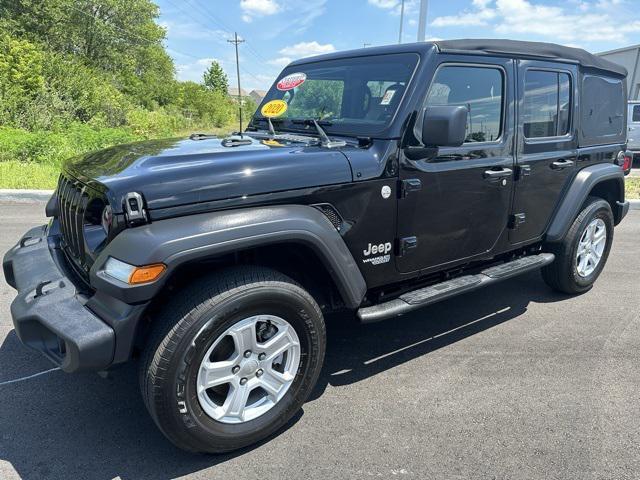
[542,197,614,294]
[139,267,326,453]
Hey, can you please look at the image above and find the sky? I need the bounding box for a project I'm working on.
[156,0,640,92]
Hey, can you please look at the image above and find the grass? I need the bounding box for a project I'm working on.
[1,159,640,199]
[626,176,640,200]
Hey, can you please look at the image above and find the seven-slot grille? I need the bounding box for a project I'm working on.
[57,174,89,265]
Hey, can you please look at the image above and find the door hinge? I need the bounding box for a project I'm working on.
[516,165,531,180]
[398,236,418,256]
[400,178,422,198]
[508,213,526,229]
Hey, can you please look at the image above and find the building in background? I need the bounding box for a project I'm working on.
[597,45,640,100]
[249,90,267,104]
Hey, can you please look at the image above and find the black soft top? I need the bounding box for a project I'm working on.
[435,39,627,77]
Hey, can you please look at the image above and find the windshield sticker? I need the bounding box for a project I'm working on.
[277,72,307,91]
[380,90,396,105]
[261,99,288,118]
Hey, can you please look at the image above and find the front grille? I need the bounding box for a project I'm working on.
[57,174,89,266]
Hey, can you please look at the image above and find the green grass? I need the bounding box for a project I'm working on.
[627,177,640,200]
[0,161,59,189]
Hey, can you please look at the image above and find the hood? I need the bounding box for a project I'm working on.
[64,135,353,213]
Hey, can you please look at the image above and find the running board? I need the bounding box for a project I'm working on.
[357,253,555,323]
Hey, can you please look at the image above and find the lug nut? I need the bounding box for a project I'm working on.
[240,377,248,385]
[256,369,263,377]
[244,350,252,358]
[232,365,240,374]
[258,353,266,361]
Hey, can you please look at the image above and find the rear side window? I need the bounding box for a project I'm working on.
[522,70,571,139]
[632,105,640,122]
[581,74,625,146]
[424,65,504,143]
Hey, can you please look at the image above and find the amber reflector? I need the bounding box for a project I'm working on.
[129,264,166,284]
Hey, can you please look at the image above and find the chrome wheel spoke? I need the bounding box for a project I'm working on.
[261,327,298,361]
[200,360,236,389]
[229,321,258,354]
[224,383,252,420]
[259,368,291,400]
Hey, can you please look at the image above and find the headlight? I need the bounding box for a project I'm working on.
[101,205,113,234]
[104,257,166,285]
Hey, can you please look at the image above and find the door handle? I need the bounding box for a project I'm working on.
[483,168,513,181]
[550,159,575,170]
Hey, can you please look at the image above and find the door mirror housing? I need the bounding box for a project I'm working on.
[421,105,468,147]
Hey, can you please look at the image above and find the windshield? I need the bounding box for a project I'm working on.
[250,53,419,136]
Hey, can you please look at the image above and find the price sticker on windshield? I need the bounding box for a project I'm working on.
[277,72,307,91]
[261,99,288,118]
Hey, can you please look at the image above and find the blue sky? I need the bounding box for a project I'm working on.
[156,0,640,92]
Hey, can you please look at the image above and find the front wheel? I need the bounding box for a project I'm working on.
[139,267,326,453]
[542,197,614,294]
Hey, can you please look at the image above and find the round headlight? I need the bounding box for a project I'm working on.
[101,205,113,233]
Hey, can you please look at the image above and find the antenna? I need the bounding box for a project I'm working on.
[228,32,246,137]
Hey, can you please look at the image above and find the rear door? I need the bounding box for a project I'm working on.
[628,103,640,151]
[510,61,578,245]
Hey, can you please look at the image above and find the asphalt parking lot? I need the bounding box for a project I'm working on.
[1,201,639,480]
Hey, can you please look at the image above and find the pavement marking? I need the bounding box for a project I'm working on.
[0,367,60,386]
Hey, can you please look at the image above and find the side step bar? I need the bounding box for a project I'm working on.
[357,253,555,323]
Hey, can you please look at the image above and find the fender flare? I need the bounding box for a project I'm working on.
[89,205,367,309]
[546,163,625,242]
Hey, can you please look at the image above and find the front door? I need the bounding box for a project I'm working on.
[510,60,578,244]
[396,58,515,274]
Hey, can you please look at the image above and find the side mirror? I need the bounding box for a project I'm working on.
[422,105,468,147]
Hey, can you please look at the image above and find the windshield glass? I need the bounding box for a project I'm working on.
[251,53,419,136]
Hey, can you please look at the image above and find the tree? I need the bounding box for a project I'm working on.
[203,61,229,95]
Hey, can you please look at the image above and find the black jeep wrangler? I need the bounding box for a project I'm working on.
[3,39,633,453]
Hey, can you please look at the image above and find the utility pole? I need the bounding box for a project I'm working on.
[228,32,245,136]
[417,0,428,42]
[398,0,405,44]
[363,43,371,48]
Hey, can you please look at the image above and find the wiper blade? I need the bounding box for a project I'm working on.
[290,119,346,149]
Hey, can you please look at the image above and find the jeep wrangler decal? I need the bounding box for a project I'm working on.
[362,242,392,265]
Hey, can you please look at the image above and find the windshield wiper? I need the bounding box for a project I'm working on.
[290,119,346,148]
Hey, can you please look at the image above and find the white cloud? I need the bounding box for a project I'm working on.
[267,57,292,67]
[176,58,225,83]
[240,0,280,22]
[430,0,640,45]
[159,20,228,41]
[368,0,419,16]
[279,41,336,57]
[266,41,335,72]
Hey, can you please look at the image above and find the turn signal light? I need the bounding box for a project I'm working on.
[129,264,166,284]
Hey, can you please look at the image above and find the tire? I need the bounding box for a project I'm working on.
[139,266,326,453]
[542,196,614,294]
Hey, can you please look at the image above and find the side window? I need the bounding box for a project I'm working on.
[633,105,640,122]
[425,66,503,143]
[522,70,572,139]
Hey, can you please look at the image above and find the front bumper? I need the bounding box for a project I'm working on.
[3,225,115,372]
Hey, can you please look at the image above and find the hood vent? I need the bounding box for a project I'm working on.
[313,203,344,232]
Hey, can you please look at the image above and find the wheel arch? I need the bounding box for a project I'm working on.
[546,163,626,242]
[90,205,367,310]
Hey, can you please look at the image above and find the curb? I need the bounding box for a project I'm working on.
[0,189,54,203]
[630,199,640,210]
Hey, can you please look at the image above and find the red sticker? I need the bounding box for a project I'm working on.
[277,72,307,91]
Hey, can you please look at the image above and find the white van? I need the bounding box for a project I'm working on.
[628,101,640,158]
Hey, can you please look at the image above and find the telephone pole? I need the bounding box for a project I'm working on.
[398,0,405,44]
[228,32,245,135]
[417,0,428,42]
